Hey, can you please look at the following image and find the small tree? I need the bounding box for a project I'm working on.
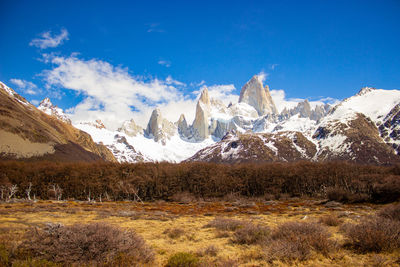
[25,182,32,200]
[49,184,62,201]
[7,184,18,202]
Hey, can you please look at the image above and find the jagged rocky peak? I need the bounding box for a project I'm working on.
[38,97,71,124]
[192,87,212,141]
[145,108,176,145]
[239,75,278,116]
[177,114,190,137]
[118,119,143,137]
[279,99,331,122]
[199,86,211,106]
[79,119,106,129]
[357,86,376,96]
[94,119,106,129]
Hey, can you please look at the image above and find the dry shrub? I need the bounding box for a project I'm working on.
[326,187,349,202]
[199,257,239,267]
[164,227,185,239]
[197,245,219,257]
[378,203,400,221]
[19,222,154,265]
[266,221,335,262]
[319,214,343,226]
[232,223,270,245]
[10,258,60,267]
[171,191,197,203]
[166,252,199,267]
[370,254,391,267]
[212,258,239,267]
[371,175,400,203]
[204,217,243,231]
[341,216,400,253]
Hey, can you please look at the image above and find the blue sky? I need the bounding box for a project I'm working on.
[0,0,399,128]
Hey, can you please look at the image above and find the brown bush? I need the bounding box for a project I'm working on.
[170,191,198,203]
[319,214,343,226]
[0,161,396,203]
[378,203,400,221]
[371,175,400,203]
[166,252,199,267]
[267,221,335,262]
[341,216,400,253]
[326,187,349,202]
[19,222,154,265]
[197,245,219,257]
[204,217,243,231]
[164,227,185,239]
[232,223,270,245]
[199,258,239,267]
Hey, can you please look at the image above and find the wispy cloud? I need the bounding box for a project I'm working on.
[30,28,69,49]
[146,23,165,33]
[158,60,171,67]
[10,78,38,95]
[256,70,269,83]
[42,54,194,128]
[30,99,40,105]
[270,63,279,70]
[270,89,338,113]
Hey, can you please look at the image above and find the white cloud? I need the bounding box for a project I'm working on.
[270,89,338,113]
[42,54,195,129]
[256,71,269,83]
[206,84,239,106]
[30,99,40,105]
[10,78,38,95]
[30,29,69,49]
[270,64,279,70]
[158,60,171,67]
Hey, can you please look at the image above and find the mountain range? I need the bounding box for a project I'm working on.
[1,75,399,164]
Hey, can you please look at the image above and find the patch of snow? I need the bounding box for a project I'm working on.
[319,134,349,154]
[0,81,16,97]
[333,89,400,123]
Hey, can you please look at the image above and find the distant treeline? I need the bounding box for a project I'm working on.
[0,161,399,203]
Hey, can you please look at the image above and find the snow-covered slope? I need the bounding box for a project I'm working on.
[75,123,215,163]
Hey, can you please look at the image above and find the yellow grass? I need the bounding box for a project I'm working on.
[0,200,398,266]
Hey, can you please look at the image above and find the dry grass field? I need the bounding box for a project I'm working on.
[1,199,399,266]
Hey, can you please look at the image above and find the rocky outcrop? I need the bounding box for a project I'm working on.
[357,86,375,96]
[80,119,107,129]
[314,113,398,164]
[118,119,143,137]
[279,100,330,122]
[192,88,211,140]
[145,108,176,145]
[239,75,277,116]
[38,98,72,124]
[177,114,190,138]
[107,134,148,162]
[378,104,400,154]
[186,131,317,163]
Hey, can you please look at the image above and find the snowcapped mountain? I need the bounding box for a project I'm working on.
[189,86,400,164]
[66,74,330,163]
[38,98,71,124]
[15,74,400,164]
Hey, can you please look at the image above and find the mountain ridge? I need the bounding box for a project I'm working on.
[2,76,399,164]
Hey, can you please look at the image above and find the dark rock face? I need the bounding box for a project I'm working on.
[379,104,400,154]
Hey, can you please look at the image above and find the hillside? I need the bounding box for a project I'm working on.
[0,82,116,162]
